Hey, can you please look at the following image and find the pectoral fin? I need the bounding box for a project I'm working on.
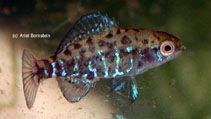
[57,77,95,102]
[111,76,139,102]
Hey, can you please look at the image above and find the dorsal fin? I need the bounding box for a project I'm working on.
[55,13,118,56]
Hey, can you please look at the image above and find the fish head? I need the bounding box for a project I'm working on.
[155,31,185,59]
[137,31,185,72]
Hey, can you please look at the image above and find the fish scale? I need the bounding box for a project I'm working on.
[22,13,185,109]
[56,28,160,79]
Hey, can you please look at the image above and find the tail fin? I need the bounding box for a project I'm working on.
[22,49,40,109]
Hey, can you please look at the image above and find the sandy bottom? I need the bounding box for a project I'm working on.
[0,30,114,119]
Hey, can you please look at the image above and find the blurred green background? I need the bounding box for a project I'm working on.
[0,0,210,119]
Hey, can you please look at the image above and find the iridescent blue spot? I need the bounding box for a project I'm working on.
[51,62,56,67]
[71,64,79,77]
[100,23,103,28]
[166,55,173,60]
[113,47,124,77]
[62,42,70,52]
[61,71,67,77]
[73,65,78,71]
[71,97,81,102]
[96,27,100,32]
[102,57,109,77]
[59,60,67,76]
[81,79,93,84]
[113,81,125,91]
[114,114,125,119]
[97,50,103,55]
[74,56,80,60]
[126,59,133,73]
[103,16,109,24]
[88,61,97,77]
[97,50,109,77]
[126,46,132,52]
[113,69,124,77]
[131,84,138,100]
[51,62,56,77]
[115,52,120,66]
[44,69,48,76]
[156,51,163,62]
[110,20,114,26]
[71,73,79,77]
[82,74,88,77]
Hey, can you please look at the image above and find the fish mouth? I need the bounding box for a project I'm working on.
[180,45,186,51]
[174,45,186,58]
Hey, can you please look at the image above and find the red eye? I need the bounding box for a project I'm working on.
[160,41,175,56]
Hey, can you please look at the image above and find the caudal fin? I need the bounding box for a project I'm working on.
[22,49,40,109]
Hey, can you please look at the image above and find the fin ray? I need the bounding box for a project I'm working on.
[111,76,139,102]
[57,77,95,102]
[22,49,40,109]
[55,13,118,56]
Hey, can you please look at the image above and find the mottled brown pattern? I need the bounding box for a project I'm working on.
[79,49,86,57]
[21,14,184,110]
[104,51,110,57]
[103,50,115,63]
[37,59,53,79]
[116,29,121,34]
[142,39,148,44]
[48,64,53,78]
[135,36,139,41]
[106,33,113,38]
[42,59,50,67]
[120,49,130,57]
[113,41,117,46]
[55,61,62,76]
[63,49,72,56]
[74,43,81,49]
[157,37,160,40]
[141,48,155,63]
[153,32,160,41]
[49,56,56,62]
[86,37,93,45]
[86,37,95,53]
[132,29,139,32]
[87,71,94,79]
[132,48,139,56]
[98,40,106,47]
[121,35,132,45]
[110,55,115,62]
[106,42,113,49]
[65,59,75,74]
[37,67,45,79]
[88,43,95,53]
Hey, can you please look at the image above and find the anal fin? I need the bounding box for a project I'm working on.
[111,76,139,102]
[57,77,95,102]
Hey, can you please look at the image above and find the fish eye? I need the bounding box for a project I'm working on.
[160,41,175,56]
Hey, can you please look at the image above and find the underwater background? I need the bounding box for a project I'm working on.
[0,0,210,119]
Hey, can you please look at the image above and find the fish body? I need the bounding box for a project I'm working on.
[22,13,185,109]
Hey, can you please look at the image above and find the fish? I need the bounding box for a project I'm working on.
[22,13,185,109]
